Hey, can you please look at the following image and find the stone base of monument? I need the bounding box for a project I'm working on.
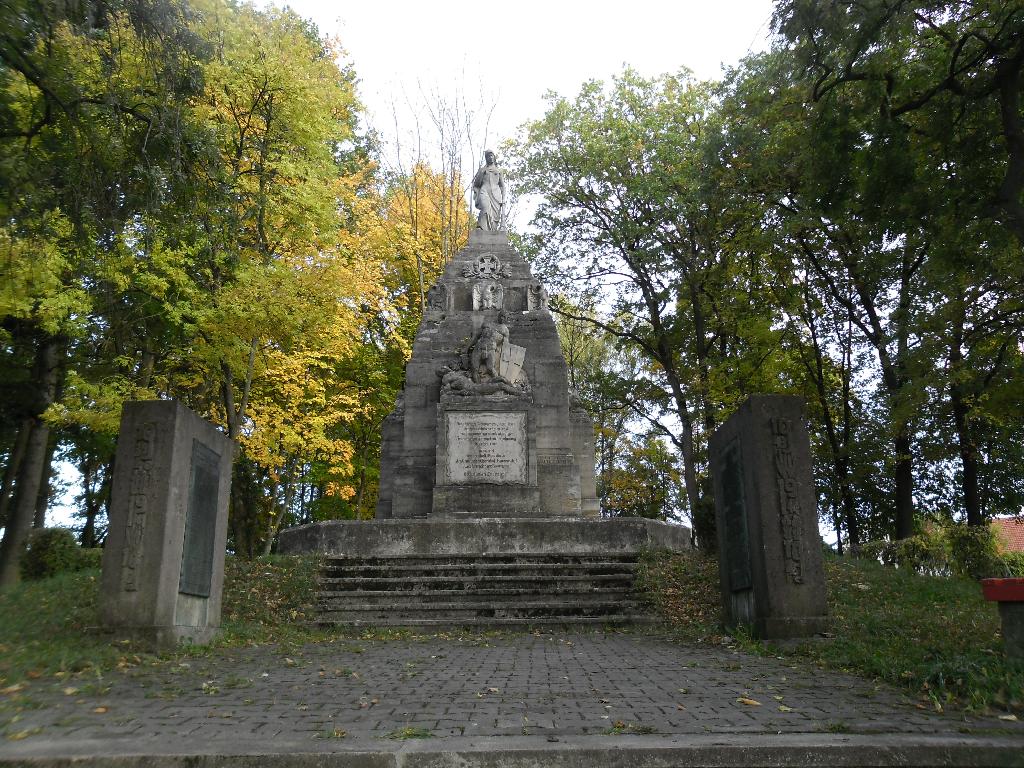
[280,517,689,557]
[279,518,689,627]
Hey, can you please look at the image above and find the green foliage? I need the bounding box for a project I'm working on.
[603,434,683,520]
[862,523,1020,580]
[861,532,950,576]
[19,529,88,581]
[644,551,1023,713]
[384,727,434,740]
[0,555,321,690]
[219,555,320,643]
[944,525,1005,580]
[636,550,720,641]
[512,69,793,549]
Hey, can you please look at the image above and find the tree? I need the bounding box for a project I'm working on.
[0,0,208,586]
[718,0,1024,540]
[603,433,684,521]
[512,69,792,549]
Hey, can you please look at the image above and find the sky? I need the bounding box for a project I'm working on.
[283,0,778,172]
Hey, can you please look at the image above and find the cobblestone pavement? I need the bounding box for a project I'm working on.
[2,629,1022,758]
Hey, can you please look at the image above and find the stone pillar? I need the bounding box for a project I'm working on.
[374,405,404,519]
[708,395,828,639]
[571,406,599,518]
[100,400,234,648]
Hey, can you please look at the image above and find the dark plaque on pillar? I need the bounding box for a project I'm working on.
[709,395,827,639]
[720,440,751,592]
[178,440,222,598]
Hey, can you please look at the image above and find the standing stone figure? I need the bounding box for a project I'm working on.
[470,311,510,382]
[473,150,506,231]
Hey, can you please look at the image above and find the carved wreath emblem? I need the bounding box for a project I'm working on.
[462,253,511,279]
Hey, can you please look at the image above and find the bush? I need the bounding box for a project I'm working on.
[861,521,1022,580]
[19,528,94,581]
[79,547,104,570]
[996,551,1024,578]
[945,524,1003,579]
[861,530,948,575]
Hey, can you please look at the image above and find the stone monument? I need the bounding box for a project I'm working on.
[708,394,828,639]
[100,400,234,648]
[377,224,597,520]
[281,224,691,557]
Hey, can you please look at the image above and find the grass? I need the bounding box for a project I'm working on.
[383,726,433,739]
[0,554,323,693]
[604,720,656,735]
[639,549,1024,714]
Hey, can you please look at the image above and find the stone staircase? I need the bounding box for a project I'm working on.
[314,552,658,628]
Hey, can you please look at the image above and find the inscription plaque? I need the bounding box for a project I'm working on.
[178,440,221,598]
[720,440,752,592]
[446,411,527,484]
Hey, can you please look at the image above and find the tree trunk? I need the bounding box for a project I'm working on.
[0,419,32,530]
[32,433,58,529]
[894,430,915,540]
[0,337,61,589]
[947,297,983,526]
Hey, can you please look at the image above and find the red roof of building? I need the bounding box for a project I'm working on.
[992,517,1024,553]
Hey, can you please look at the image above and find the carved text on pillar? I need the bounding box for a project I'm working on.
[121,422,156,591]
[771,416,804,584]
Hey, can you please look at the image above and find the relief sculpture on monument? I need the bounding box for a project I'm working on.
[438,310,530,400]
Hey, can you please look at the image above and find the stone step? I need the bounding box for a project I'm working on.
[318,590,641,609]
[319,552,640,568]
[317,574,636,592]
[319,563,638,579]
[314,614,661,628]
[319,585,637,600]
[311,551,655,629]
[318,600,650,622]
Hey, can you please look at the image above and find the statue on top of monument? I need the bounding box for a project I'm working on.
[472,150,506,231]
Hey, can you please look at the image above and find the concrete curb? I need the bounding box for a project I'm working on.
[3,733,1024,767]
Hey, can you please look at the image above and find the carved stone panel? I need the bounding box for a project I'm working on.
[472,281,504,310]
[426,283,449,312]
[445,411,527,484]
[463,253,511,279]
[526,283,549,310]
[101,400,234,649]
[709,394,827,639]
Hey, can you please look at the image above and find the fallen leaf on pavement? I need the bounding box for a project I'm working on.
[737,697,761,706]
[778,705,793,712]
[92,707,108,714]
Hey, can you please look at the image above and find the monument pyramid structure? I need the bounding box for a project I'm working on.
[375,228,599,520]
